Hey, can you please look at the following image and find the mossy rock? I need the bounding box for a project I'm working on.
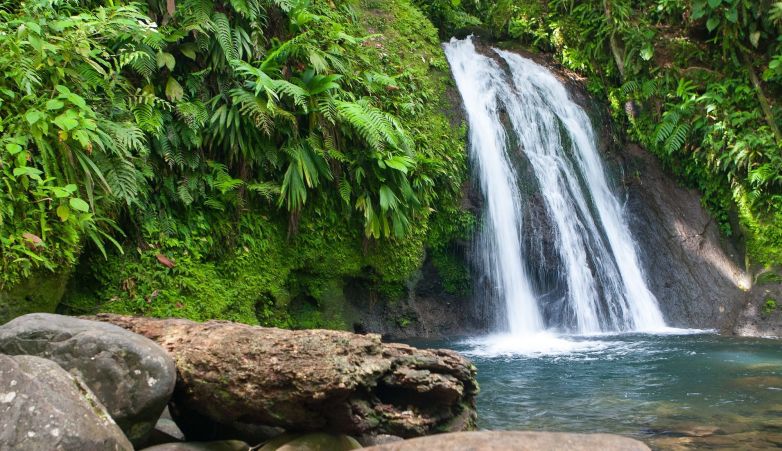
[259,433,361,451]
[0,270,70,325]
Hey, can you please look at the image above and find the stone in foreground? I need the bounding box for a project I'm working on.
[91,314,478,440]
[361,431,650,451]
[0,354,132,451]
[139,440,249,451]
[0,313,177,446]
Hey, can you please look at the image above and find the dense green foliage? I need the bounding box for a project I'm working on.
[418,0,782,267]
[1,0,471,324]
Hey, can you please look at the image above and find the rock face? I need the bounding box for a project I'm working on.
[360,431,650,451]
[345,252,483,339]
[0,270,70,325]
[621,144,752,330]
[90,314,478,440]
[0,354,132,451]
[733,280,782,337]
[0,313,177,446]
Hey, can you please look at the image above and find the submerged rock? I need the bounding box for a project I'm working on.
[360,431,650,451]
[0,313,177,447]
[0,354,132,451]
[90,314,478,440]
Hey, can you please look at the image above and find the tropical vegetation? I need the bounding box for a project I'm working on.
[2,0,781,327]
[415,0,782,268]
[0,0,470,325]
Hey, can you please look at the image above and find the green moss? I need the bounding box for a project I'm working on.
[0,269,71,324]
[430,248,471,297]
[761,298,778,319]
[56,0,470,328]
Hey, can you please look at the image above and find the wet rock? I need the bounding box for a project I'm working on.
[145,407,186,446]
[733,281,782,338]
[0,354,132,451]
[356,434,404,447]
[673,425,722,437]
[360,431,650,450]
[258,433,361,450]
[621,144,752,330]
[89,314,478,439]
[0,313,176,446]
[140,440,249,451]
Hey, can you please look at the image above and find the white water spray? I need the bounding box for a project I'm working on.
[444,37,665,336]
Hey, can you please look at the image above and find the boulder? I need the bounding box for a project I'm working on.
[258,433,361,450]
[356,434,404,447]
[145,407,186,446]
[89,314,478,440]
[360,431,650,451]
[0,313,177,447]
[139,440,249,451]
[0,354,132,451]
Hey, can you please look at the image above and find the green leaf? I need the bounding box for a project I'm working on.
[707,0,721,7]
[692,0,706,19]
[640,45,654,61]
[385,156,413,173]
[55,85,72,96]
[46,99,65,110]
[25,110,44,125]
[56,205,70,222]
[379,185,397,211]
[750,31,761,48]
[69,197,89,212]
[5,143,22,155]
[66,93,87,110]
[52,187,70,198]
[706,16,720,32]
[13,167,42,178]
[157,52,176,70]
[25,21,41,34]
[165,77,184,101]
[724,7,737,23]
[53,110,79,131]
[180,43,197,60]
[72,129,90,147]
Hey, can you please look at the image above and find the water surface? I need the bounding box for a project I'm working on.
[416,333,782,450]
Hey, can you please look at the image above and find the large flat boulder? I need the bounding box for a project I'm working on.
[0,313,176,446]
[90,314,478,440]
[0,354,132,451]
[360,431,650,451]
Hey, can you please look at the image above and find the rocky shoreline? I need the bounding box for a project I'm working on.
[0,313,649,450]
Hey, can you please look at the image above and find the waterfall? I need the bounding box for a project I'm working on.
[444,37,666,335]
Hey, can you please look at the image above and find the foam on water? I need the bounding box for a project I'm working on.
[462,327,713,358]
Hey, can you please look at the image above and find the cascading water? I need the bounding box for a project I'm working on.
[444,37,666,336]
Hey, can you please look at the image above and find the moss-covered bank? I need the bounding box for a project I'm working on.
[52,0,473,331]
